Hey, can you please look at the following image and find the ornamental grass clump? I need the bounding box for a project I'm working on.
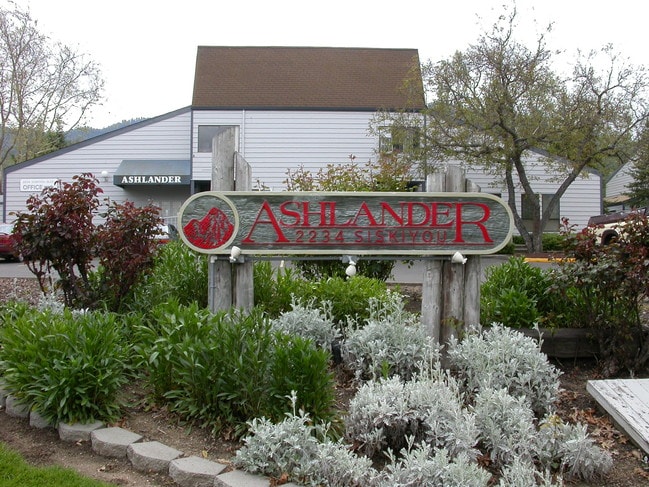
[0,307,130,425]
[447,324,561,415]
[342,292,439,381]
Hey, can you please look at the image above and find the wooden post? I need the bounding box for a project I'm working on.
[421,165,482,344]
[209,127,237,313]
[463,179,482,328]
[233,152,254,311]
[421,170,444,342]
[440,165,465,344]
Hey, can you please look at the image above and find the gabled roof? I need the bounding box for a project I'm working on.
[192,46,425,111]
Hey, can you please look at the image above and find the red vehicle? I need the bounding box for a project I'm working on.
[0,223,19,261]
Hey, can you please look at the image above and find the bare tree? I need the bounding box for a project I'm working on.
[378,5,649,252]
[0,1,104,182]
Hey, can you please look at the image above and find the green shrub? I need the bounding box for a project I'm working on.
[481,256,561,329]
[541,233,566,251]
[308,276,391,326]
[135,301,335,435]
[127,241,209,311]
[295,258,395,282]
[0,308,130,425]
[253,261,308,317]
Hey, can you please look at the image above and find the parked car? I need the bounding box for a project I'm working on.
[0,223,20,261]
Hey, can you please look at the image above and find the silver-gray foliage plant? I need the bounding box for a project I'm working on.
[342,291,439,381]
[235,392,375,486]
[236,318,613,486]
[270,297,339,350]
[376,440,491,487]
[447,323,561,415]
[535,416,613,482]
[345,371,479,460]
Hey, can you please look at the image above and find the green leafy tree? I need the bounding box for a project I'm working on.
[378,5,649,252]
[628,124,649,206]
[0,2,104,183]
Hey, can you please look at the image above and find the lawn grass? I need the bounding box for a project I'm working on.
[0,442,110,487]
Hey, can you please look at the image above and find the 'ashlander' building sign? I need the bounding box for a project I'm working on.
[178,192,514,256]
[114,175,190,185]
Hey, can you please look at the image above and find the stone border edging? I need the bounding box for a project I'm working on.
[0,386,299,487]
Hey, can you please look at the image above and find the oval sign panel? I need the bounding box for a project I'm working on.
[177,191,514,256]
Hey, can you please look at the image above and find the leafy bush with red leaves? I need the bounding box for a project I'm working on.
[94,201,163,310]
[554,213,649,374]
[12,173,162,310]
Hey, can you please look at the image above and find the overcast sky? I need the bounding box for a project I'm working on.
[17,0,649,128]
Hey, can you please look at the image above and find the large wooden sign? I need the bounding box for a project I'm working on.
[177,191,514,256]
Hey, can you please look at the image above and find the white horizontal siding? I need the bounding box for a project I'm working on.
[192,110,377,189]
[449,152,601,230]
[4,111,191,221]
[3,108,602,232]
[606,162,634,198]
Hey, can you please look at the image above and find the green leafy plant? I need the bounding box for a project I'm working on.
[253,261,308,317]
[135,301,335,435]
[127,240,209,310]
[480,256,562,329]
[0,308,130,425]
[308,276,391,326]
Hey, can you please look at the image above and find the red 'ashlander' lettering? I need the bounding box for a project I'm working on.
[241,200,493,245]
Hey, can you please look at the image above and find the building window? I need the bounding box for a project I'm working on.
[379,126,420,154]
[197,125,238,153]
[521,193,560,230]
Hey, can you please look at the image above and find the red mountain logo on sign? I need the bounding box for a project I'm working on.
[183,207,235,249]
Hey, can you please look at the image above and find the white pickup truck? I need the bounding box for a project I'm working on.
[587,207,648,245]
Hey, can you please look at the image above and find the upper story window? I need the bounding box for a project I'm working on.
[197,125,238,153]
[379,126,420,154]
